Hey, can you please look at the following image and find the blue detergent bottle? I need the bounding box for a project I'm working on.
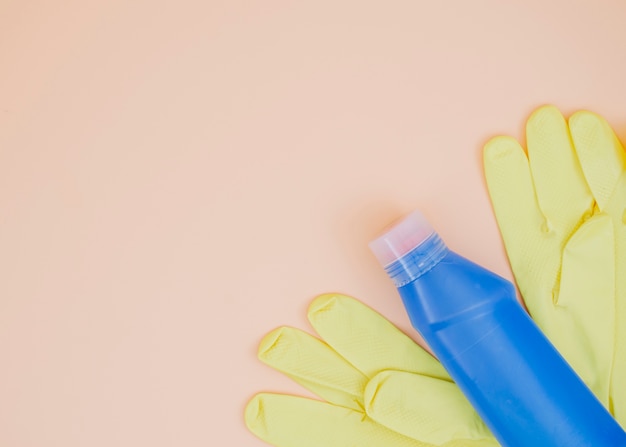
[369,210,626,447]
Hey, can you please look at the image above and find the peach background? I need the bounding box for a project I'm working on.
[2,0,626,445]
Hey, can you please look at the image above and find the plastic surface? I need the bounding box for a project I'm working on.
[369,210,435,267]
[372,213,626,447]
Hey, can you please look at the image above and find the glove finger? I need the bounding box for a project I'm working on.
[526,105,594,231]
[364,371,495,446]
[245,393,432,447]
[483,135,550,307]
[258,326,366,411]
[569,110,626,211]
[552,213,614,407]
[307,293,449,381]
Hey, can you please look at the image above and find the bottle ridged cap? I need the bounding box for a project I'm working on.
[369,210,435,267]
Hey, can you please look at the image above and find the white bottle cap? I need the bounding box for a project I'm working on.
[369,210,435,267]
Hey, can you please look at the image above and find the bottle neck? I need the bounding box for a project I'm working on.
[385,232,448,287]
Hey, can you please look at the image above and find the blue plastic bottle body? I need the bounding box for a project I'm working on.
[391,235,626,447]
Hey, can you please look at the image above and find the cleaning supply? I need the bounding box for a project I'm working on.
[245,294,499,447]
[245,105,625,447]
[485,105,626,424]
[568,110,626,422]
[483,105,616,412]
[369,210,626,447]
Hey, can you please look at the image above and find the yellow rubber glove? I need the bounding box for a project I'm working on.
[245,294,498,447]
[568,110,626,422]
[483,105,616,414]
